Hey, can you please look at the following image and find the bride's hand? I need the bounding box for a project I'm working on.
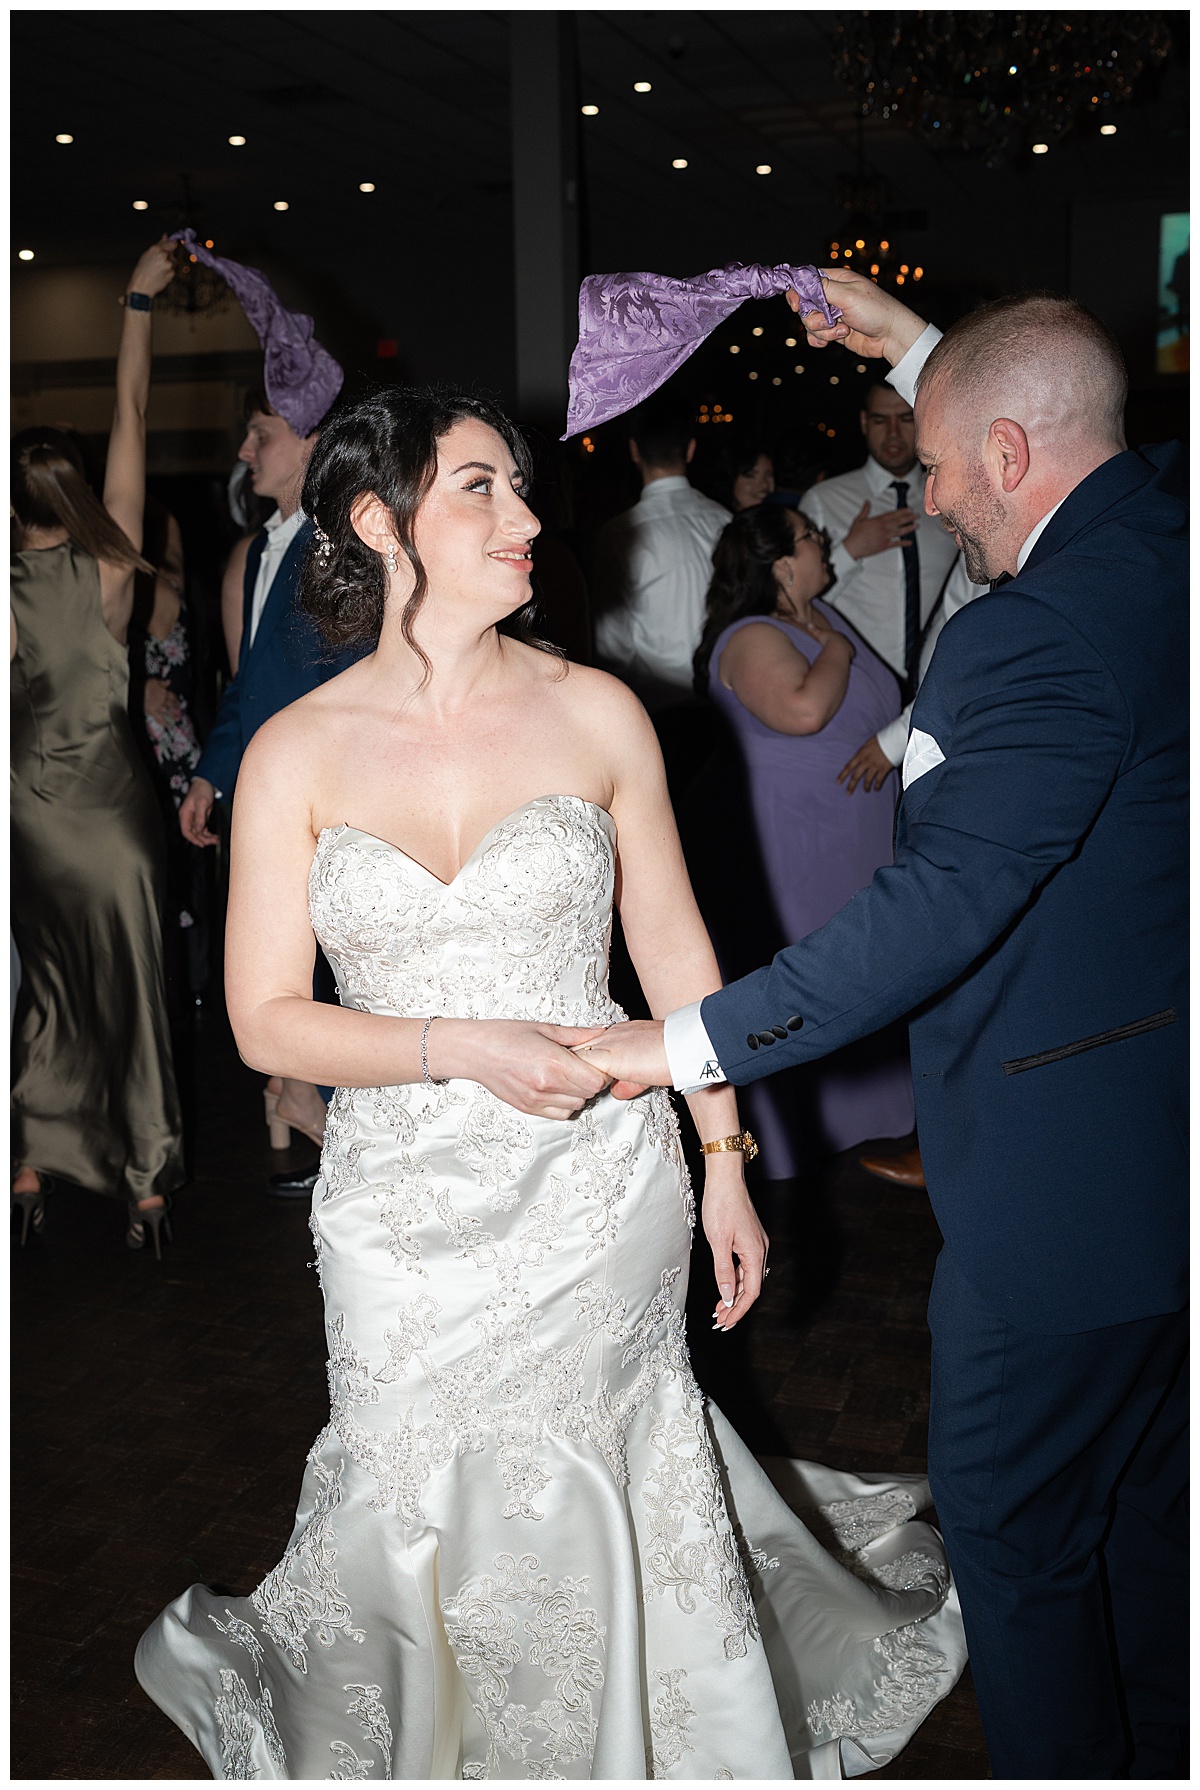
[430,1019,612,1120]
[702,1160,768,1332]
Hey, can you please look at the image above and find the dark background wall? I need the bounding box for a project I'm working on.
[11,10,1188,492]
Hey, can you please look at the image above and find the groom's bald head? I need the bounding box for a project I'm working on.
[917,294,1127,454]
[913,294,1128,582]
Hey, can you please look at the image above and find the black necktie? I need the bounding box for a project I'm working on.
[891,480,921,699]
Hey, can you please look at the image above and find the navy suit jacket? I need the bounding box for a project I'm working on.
[196,520,357,799]
[702,443,1187,1333]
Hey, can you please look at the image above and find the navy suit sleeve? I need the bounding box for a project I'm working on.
[194,671,245,800]
[701,591,1130,1082]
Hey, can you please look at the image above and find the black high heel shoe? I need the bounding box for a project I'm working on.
[11,1172,49,1246]
[127,1194,173,1260]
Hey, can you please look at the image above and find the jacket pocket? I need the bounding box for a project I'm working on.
[1002,1008,1177,1077]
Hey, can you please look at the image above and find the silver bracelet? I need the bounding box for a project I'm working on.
[421,1015,446,1087]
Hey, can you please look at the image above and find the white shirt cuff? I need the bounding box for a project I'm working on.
[887,322,943,406]
[828,540,861,586]
[876,708,911,767]
[664,1002,727,1093]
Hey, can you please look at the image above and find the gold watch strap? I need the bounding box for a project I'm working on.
[700,1130,759,1163]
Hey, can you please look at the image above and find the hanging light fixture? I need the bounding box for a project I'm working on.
[831,14,1172,167]
[157,175,233,319]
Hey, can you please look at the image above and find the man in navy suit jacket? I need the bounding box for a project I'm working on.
[180,392,357,1169]
[582,273,1187,1777]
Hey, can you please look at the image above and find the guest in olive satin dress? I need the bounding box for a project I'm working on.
[11,537,183,1207]
[10,237,184,1244]
[691,503,914,1178]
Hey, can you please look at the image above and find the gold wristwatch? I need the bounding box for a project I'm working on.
[700,1130,759,1162]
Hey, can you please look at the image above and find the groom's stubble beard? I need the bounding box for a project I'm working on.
[939,457,1008,584]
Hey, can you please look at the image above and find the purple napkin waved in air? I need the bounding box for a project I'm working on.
[561,262,840,439]
[170,229,343,437]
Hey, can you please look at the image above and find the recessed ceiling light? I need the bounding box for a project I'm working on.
[273,200,289,211]
[856,363,867,373]
[755,163,772,175]
[748,371,759,380]
[830,376,839,385]
[1100,123,1117,136]
[132,200,149,211]
[752,326,763,337]
[785,337,797,347]
[794,364,804,374]
[633,81,652,93]
[729,344,740,354]
[772,377,782,386]
[228,135,246,147]
[581,104,599,117]
[55,133,73,144]
[1032,142,1049,155]
[18,249,34,261]
[672,158,688,169]
[359,182,376,192]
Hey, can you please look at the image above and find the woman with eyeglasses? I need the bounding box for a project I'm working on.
[690,503,914,1177]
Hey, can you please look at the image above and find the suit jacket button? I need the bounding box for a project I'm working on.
[746,1033,759,1050]
[771,1025,788,1040]
[786,1014,804,1030]
[758,1031,776,1046]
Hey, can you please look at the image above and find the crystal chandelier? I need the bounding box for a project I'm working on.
[831,13,1173,167]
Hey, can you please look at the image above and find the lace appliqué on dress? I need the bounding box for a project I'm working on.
[249,1454,365,1670]
[647,1668,696,1777]
[806,1620,952,1746]
[640,1408,759,1661]
[444,1551,606,1780]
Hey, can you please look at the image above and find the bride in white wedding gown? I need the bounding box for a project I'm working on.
[135,389,965,1780]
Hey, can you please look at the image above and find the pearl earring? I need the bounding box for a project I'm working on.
[386,542,398,574]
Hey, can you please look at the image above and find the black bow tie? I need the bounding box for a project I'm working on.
[989,571,1014,592]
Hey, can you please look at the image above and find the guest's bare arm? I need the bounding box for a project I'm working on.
[716,620,853,737]
[224,711,610,1121]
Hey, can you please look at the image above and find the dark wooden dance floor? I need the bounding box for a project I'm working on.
[11,1007,989,1780]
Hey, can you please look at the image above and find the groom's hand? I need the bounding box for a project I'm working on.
[786,266,927,367]
[573,1020,671,1099]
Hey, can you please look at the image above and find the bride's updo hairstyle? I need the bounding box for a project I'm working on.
[300,386,547,663]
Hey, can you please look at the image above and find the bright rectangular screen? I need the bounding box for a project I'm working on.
[1157,212,1189,374]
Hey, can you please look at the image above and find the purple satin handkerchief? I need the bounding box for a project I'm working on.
[171,229,343,437]
[562,262,839,439]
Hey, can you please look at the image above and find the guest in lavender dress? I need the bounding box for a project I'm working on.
[689,503,914,1177]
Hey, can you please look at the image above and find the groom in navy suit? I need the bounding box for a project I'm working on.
[582,272,1188,1777]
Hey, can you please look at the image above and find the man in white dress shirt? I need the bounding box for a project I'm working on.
[592,404,730,710]
[838,555,988,797]
[803,382,959,696]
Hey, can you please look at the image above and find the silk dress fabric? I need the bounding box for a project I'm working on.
[135,796,964,1779]
[563,264,839,439]
[705,612,915,1178]
[10,543,184,1202]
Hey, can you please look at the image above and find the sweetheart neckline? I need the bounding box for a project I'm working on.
[316,794,614,890]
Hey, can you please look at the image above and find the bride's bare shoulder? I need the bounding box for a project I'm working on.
[239,661,366,785]
[544,656,657,735]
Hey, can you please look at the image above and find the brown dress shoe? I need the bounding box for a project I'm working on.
[859,1144,926,1188]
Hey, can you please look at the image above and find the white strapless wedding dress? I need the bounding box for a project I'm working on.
[136,795,966,1780]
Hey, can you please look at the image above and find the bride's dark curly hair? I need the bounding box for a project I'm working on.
[300,386,556,669]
